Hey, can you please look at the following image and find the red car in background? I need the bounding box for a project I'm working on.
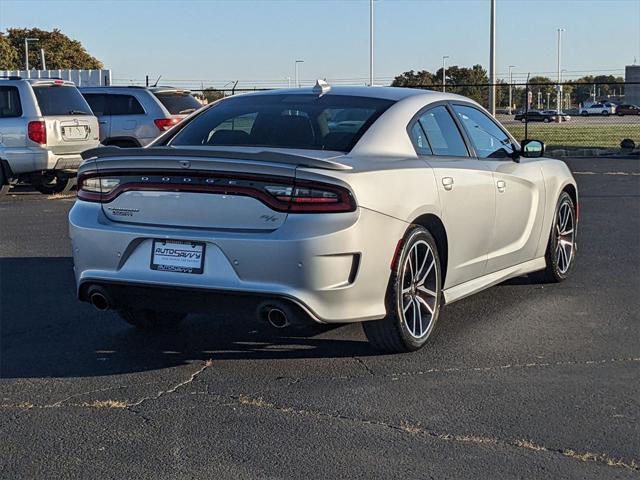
[616,104,640,116]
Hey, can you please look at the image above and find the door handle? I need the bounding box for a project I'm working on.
[98,121,107,125]
[442,177,454,191]
[496,180,506,193]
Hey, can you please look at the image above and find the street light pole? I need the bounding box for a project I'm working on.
[556,28,565,120]
[442,56,449,92]
[294,60,304,88]
[488,0,496,116]
[369,0,374,86]
[24,37,39,72]
[508,65,515,114]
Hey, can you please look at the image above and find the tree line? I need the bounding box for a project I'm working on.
[0,28,102,71]
[391,67,626,108]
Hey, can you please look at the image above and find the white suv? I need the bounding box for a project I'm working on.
[79,86,202,147]
[0,77,99,196]
[580,103,616,116]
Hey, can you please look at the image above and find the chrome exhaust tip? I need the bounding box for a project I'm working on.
[266,308,289,329]
[88,286,111,312]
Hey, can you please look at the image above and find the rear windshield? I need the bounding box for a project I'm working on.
[153,91,202,115]
[33,85,92,116]
[169,94,394,152]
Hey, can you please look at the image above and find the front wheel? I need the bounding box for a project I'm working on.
[118,309,186,331]
[363,226,442,353]
[602,111,609,116]
[539,192,577,283]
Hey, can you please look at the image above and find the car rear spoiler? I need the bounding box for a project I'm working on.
[81,146,352,171]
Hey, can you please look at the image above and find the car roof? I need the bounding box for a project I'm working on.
[79,85,191,94]
[0,77,76,87]
[238,85,468,102]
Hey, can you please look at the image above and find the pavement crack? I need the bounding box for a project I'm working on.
[228,393,640,473]
[353,356,375,376]
[127,359,213,409]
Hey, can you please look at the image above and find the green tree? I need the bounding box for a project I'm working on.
[201,88,225,104]
[0,33,18,69]
[434,64,489,105]
[5,28,102,70]
[391,70,438,88]
[525,76,555,109]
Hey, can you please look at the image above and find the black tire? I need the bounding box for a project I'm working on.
[33,173,73,195]
[543,117,550,123]
[602,111,609,116]
[0,168,10,198]
[117,308,186,332]
[538,191,577,283]
[363,226,442,353]
[581,111,588,116]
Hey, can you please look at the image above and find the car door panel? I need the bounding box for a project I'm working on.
[451,103,547,273]
[484,160,546,272]
[410,104,495,288]
[426,158,495,288]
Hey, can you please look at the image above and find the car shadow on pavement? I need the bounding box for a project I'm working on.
[0,257,382,379]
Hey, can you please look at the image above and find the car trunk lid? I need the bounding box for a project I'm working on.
[80,146,351,231]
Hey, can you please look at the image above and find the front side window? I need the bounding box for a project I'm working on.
[415,105,469,157]
[0,86,22,118]
[453,105,515,159]
[169,94,394,152]
[106,94,145,116]
[33,86,92,116]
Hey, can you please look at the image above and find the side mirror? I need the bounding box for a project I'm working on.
[520,139,545,158]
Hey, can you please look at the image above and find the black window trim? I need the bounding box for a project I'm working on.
[406,100,472,159]
[0,85,23,118]
[449,102,520,161]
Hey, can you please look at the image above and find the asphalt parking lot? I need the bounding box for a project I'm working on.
[0,157,639,479]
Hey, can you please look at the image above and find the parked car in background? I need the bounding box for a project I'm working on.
[514,110,568,122]
[542,110,571,121]
[0,77,99,196]
[615,104,640,116]
[71,84,578,353]
[580,103,616,116]
[80,86,202,147]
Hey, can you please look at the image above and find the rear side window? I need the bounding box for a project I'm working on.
[153,92,201,115]
[0,86,22,117]
[105,94,144,115]
[82,93,107,116]
[414,105,469,157]
[32,86,92,116]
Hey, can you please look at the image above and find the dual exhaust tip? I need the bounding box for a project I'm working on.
[86,284,303,329]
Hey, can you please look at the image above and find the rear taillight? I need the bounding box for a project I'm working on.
[28,121,46,144]
[77,171,356,213]
[154,117,181,132]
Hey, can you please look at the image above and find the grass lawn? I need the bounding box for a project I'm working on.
[504,123,639,149]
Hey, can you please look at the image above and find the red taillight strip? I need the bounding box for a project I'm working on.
[77,171,356,213]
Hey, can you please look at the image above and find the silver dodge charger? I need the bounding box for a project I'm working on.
[69,83,578,353]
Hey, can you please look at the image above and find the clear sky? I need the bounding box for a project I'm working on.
[1,0,639,88]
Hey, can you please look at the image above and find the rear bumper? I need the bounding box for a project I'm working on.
[69,201,408,323]
[1,147,90,175]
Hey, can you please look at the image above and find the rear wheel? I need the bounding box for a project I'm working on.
[118,309,186,331]
[538,192,576,283]
[363,226,442,353]
[543,117,550,123]
[602,110,609,116]
[33,173,73,195]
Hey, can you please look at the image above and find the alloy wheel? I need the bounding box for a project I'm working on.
[555,200,575,274]
[400,240,438,339]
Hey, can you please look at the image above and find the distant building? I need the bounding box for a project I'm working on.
[0,69,111,87]
[626,65,640,105]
